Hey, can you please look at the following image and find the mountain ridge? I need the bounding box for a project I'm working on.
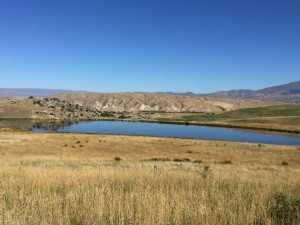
[1,80,299,103]
[0,88,92,97]
[158,81,300,103]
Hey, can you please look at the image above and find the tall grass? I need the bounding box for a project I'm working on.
[0,131,299,224]
[0,166,299,224]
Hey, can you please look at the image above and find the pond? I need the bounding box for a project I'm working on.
[1,119,300,146]
[24,120,300,146]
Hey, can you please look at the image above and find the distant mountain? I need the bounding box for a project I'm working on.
[0,88,91,97]
[156,91,196,96]
[257,81,300,95]
[2,80,299,103]
[201,81,300,103]
[159,81,300,103]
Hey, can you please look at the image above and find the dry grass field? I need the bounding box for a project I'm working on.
[0,128,299,224]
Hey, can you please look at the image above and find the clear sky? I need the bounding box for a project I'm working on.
[0,0,299,93]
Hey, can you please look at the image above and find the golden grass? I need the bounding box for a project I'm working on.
[0,129,299,224]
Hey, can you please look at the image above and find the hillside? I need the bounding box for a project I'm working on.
[0,97,102,120]
[155,105,300,133]
[53,92,277,113]
[201,81,300,103]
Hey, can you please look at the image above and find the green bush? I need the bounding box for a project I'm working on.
[270,192,300,224]
[101,111,114,117]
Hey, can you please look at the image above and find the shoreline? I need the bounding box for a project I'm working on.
[1,117,300,137]
[1,118,300,147]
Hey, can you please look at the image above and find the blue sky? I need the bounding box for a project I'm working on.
[0,0,299,93]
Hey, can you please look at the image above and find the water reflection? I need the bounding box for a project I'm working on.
[0,119,76,131]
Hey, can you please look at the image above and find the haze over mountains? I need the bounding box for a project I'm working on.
[163,81,300,103]
[200,81,300,103]
[0,81,299,103]
[0,88,90,97]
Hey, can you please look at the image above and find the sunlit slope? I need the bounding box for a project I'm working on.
[54,92,277,113]
[158,105,300,132]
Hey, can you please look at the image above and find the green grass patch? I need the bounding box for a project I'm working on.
[223,105,300,118]
[178,105,300,122]
[156,105,300,129]
[180,114,225,122]
[232,117,300,126]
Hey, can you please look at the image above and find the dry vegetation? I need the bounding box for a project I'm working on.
[54,92,277,113]
[0,129,299,224]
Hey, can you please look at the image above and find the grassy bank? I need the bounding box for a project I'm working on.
[1,105,299,135]
[155,105,300,134]
[0,130,299,224]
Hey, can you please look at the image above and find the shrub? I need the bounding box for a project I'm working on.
[270,192,300,224]
[101,111,114,117]
[114,157,122,162]
[220,160,232,164]
[201,165,211,178]
[119,114,127,119]
[174,158,190,162]
[149,158,170,162]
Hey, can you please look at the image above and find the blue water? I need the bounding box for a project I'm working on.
[31,121,300,146]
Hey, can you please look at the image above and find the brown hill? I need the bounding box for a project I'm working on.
[54,92,278,113]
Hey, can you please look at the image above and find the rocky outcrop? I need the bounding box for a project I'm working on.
[32,98,102,119]
[0,97,103,120]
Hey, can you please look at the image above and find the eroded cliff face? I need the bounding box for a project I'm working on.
[0,93,280,121]
[54,92,277,113]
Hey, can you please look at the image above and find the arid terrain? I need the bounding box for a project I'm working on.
[0,94,277,121]
[1,80,300,103]
[54,92,278,113]
[0,93,278,119]
[0,97,102,120]
[0,84,299,224]
[1,0,299,223]
[0,128,299,224]
[2,95,299,134]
